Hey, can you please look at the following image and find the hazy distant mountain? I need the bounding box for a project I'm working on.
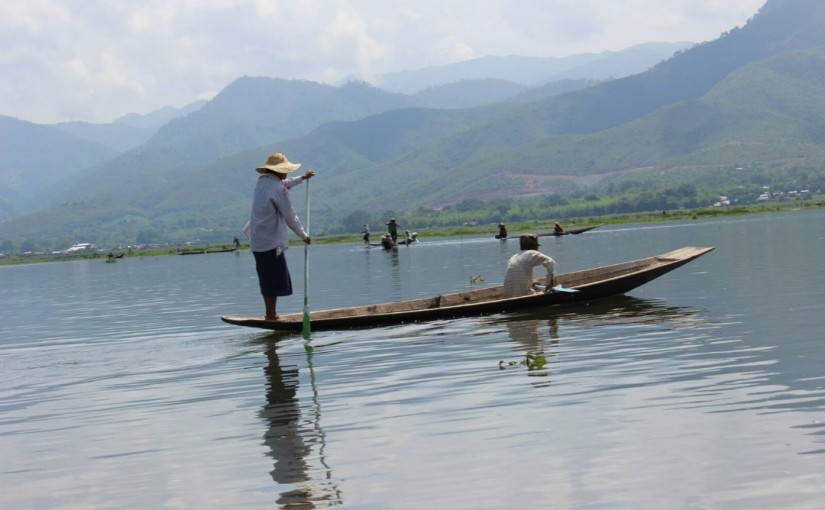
[113,100,207,130]
[51,122,157,153]
[52,100,207,152]
[0,115,116,218]
[49,79,416,208]
[411,79,529,108]
[0,101,206,219]
[372,42,692,93]
[46,76,560,214]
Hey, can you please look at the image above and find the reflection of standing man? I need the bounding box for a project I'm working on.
[261,342,309,499]
[386,218,399,243]
[261,342,342,507]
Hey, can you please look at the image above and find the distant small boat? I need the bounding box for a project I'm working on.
[504,225,601,239]
[538,224,602,237]
[222,246,713,332]
[178,247,238,255]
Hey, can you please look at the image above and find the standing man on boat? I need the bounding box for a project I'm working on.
[496,223,508,239]
[245,153,315,321]
[386,218,399,243]
[503,234,555,298]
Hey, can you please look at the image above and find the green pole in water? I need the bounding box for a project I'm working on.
[302,178,311,342]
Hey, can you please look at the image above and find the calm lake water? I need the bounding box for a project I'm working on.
[2,210,824,509]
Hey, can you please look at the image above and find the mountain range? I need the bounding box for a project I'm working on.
[2,0,825,250]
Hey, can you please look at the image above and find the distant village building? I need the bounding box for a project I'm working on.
[62,242,95,254]
[755,186,771,203]
[713,196,731,207]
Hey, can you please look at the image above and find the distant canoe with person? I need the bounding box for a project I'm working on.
[539,224,602,237]
[178,246,239,255]
[221,246,713,332]
[503,224,602,239]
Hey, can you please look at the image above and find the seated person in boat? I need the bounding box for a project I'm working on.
[495,223,508,239]
[503,234,555,298]
[380,233,396,250]
[402,230,417,245]
[553,222,564,234]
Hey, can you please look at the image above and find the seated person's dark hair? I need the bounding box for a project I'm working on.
[519,234,539,251]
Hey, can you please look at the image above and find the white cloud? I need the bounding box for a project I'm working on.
[0,0,765,124]
[0,0,72,34]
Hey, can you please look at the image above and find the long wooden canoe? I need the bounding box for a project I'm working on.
[221,246,713,331]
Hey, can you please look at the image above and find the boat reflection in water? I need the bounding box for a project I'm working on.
[499,317,560,384]
[260,340,342,508]
[496,296,708,384]
[255,296,707,506]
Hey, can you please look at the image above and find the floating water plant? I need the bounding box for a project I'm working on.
[499,352,547,371]
[525,352,547,371]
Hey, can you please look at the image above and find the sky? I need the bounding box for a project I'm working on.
[1,0,766,125]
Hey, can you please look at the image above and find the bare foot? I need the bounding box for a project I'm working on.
[264,315,280,321]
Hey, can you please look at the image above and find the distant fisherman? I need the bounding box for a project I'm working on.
[386,218,399,243]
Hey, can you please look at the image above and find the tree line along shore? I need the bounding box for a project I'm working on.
[1,199,822,267]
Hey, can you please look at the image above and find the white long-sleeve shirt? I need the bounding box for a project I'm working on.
[247,174,307,253]
[503,250,555,298]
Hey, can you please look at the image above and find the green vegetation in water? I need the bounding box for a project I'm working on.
[499,352,548,371]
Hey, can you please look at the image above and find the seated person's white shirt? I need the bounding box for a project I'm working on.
[503,250,554,298]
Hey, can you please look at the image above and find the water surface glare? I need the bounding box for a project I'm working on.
[2,210,825,509]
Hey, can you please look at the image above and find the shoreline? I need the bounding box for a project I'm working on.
[2,200,821,267]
